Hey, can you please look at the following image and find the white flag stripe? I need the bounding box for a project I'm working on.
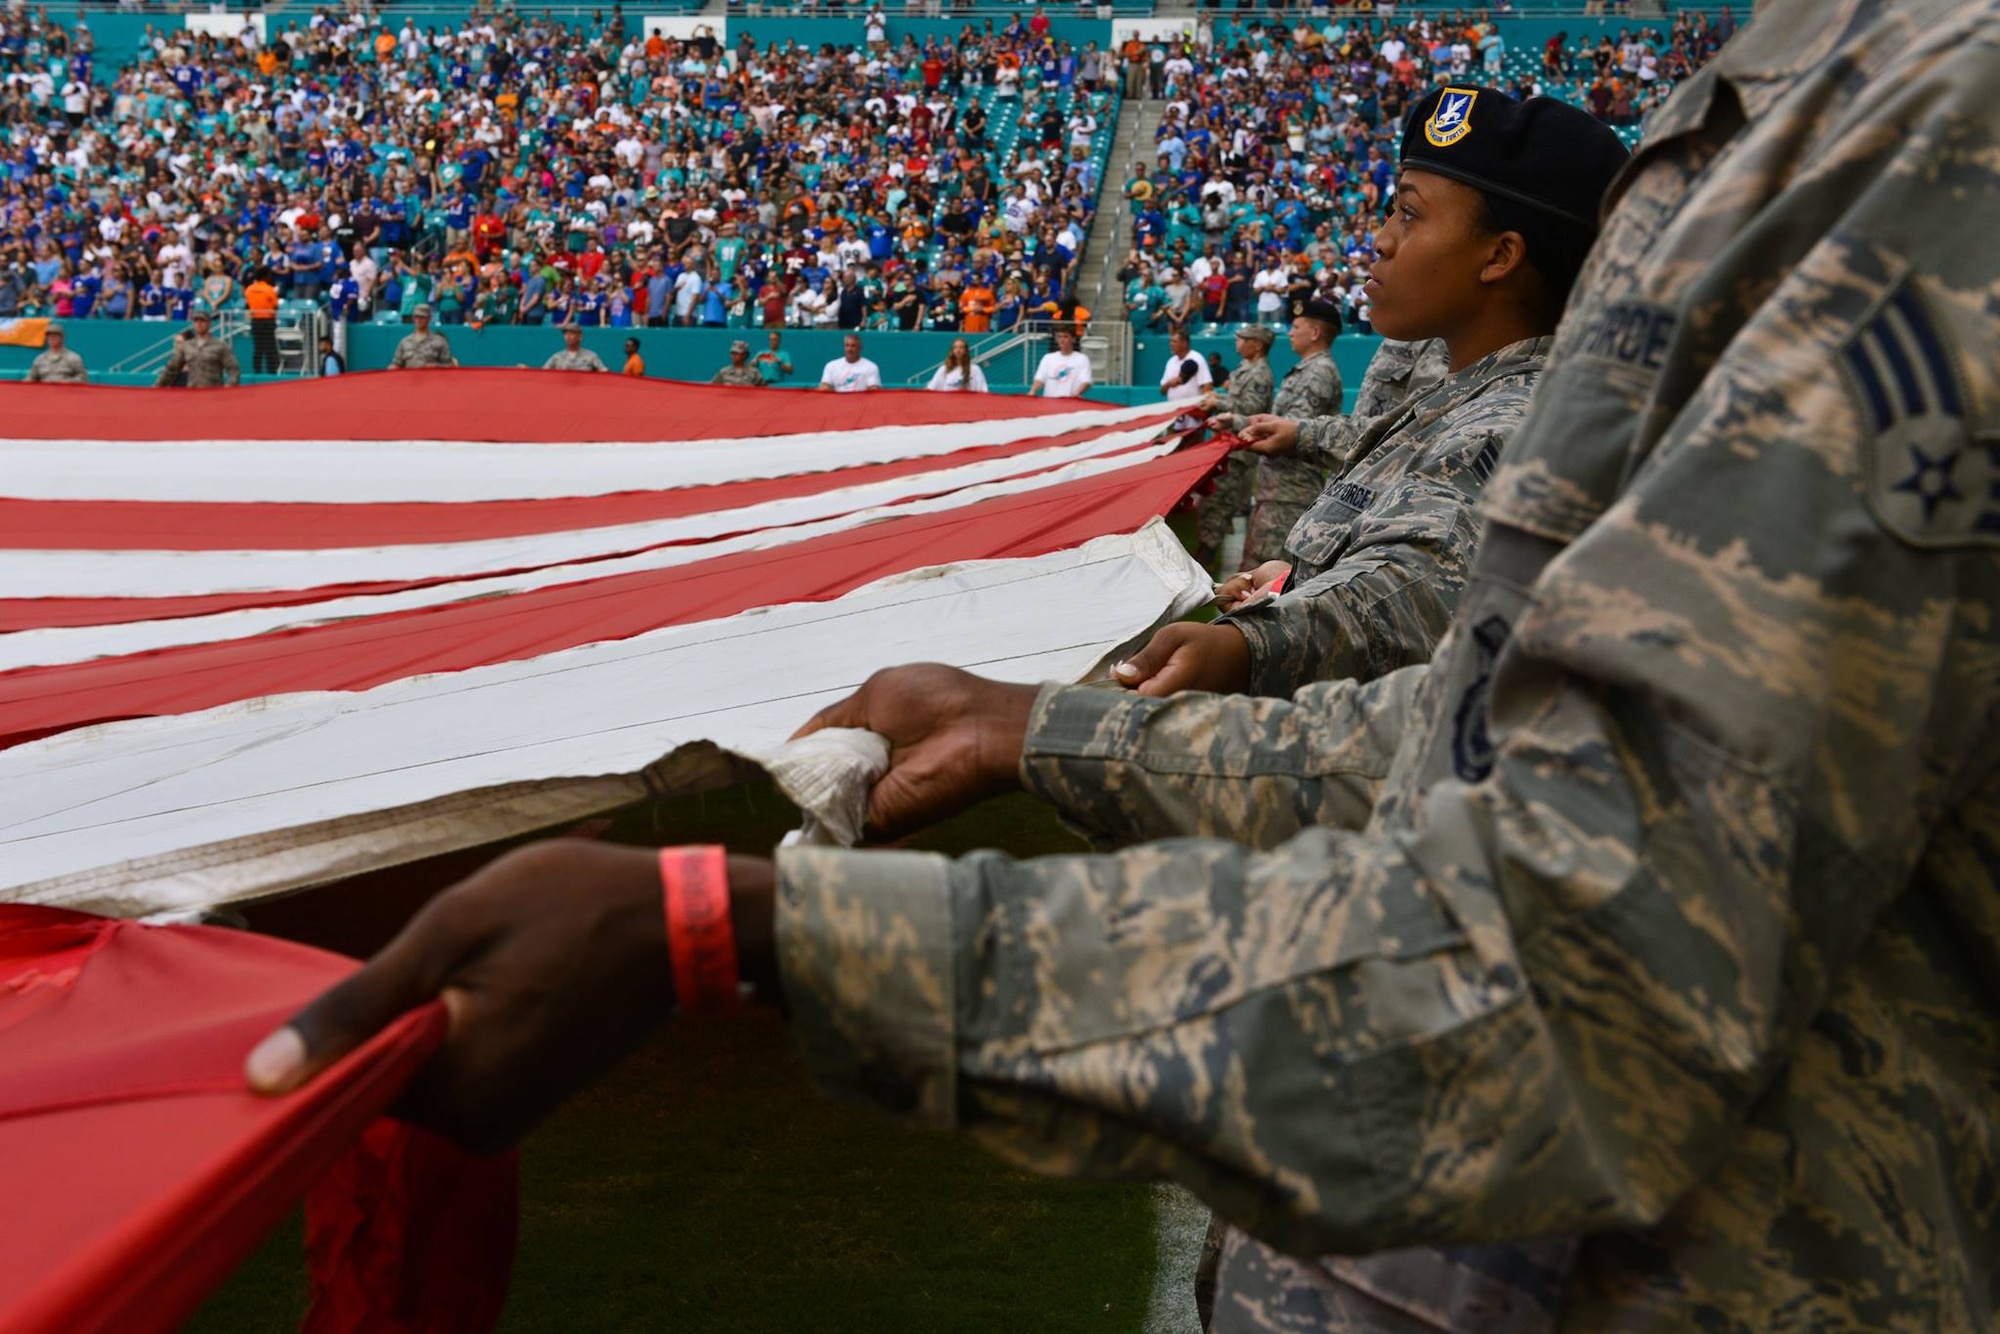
[1,423,1175,601]
[0,438,1190,671]
[0,524,1211,917]
[0,402,1176,504]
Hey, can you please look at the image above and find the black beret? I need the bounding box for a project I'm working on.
[1290,296,1345,330]
[1400,86,1629,232]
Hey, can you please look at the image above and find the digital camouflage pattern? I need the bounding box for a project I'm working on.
[543,348,609,372]
[1197,355,1274,557]
[1225,337,1548,696]
[711,364,767,387]
[389,328,456,368]
[774,2,2000,1329]
[26,346,87,383]
[156,332,241,388]
[1293,338,1450,473]
[1244,350,1344,564]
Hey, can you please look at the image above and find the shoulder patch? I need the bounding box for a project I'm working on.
[1846,284,1995,548]
[1425,89,1478,148]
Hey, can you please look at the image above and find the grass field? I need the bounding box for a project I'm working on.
[188,786,1165,1334]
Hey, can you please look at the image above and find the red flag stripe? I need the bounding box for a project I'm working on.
[0,433,1181,633]
[0,423,1129,553]
[0,443,1226,750]
[0,369,1131,443]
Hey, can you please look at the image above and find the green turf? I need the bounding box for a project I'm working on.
[187,786,1161,1333]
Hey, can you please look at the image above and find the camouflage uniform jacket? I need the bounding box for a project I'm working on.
[1244,348,1346,565]
[389,329,455,368]
[1223,336,1548,696]
[1213,355,1273,426]
[774,5,2000,1328]
[1293,338,1449,473]
[1197,357,1273,553]
[543,348,608,372]
[711,364,767,387]
[156,333,241,388]
[26,347,87,383]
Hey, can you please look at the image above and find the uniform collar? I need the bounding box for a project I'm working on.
[1354,334,1552,463]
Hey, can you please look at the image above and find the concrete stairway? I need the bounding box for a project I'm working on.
[1072,94,1167,322]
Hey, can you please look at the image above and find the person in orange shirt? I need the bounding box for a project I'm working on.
[243,269,281,375]
[622,337,645,377]
[959,280,996,333]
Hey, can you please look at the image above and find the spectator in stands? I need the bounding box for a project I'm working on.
[1030,326,1092,399]
[319,337,346,378]
[927,338,988,393]
[818,333,882,393]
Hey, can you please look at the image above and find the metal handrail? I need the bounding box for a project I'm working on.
[106,309,249,376]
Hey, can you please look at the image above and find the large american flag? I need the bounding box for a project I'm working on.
[0,372,1222,917]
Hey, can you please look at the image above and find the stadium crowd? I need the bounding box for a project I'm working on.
[1112,7,1734,334]
[0,6,1116,333]
[0,3,1739,346]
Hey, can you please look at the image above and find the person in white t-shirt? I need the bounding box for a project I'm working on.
[1159,327,1213,403]
[927,338,990,392]
[818,333,883,392]
[1030,327,1093,398]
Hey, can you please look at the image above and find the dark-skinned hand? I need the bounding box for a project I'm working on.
[1110,621,1253,697]
[792,663,1039,840]
[245,839,778,1154]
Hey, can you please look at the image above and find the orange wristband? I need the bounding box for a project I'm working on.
[660,846,740,1013]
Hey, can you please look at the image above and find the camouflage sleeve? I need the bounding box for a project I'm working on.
[773,338,1974,1261]
[1291,410,1372,472]
[389,339,410,369]
[1011,671,1425,851]
[154,344,184,387]
[1294,341,1448,471]
[777,8,2000,1282]
[1221,418,1511,696]
[1215,362,1273,421]
[222,341,241,386]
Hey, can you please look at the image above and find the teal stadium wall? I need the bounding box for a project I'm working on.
[0,318,1384,409]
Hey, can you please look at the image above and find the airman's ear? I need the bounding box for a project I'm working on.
[1479,229,1529,288]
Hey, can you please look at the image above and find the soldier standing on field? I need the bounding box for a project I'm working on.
[542,322,609,372]
[389,304,458,369]
[1239,298,1345,566]
[156,309,241,387]
[710,339,766,386]
[1193,325,1275,574]
[1267,336,1451,478]
[249,11,2000,1330]
[25,322,87,383]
